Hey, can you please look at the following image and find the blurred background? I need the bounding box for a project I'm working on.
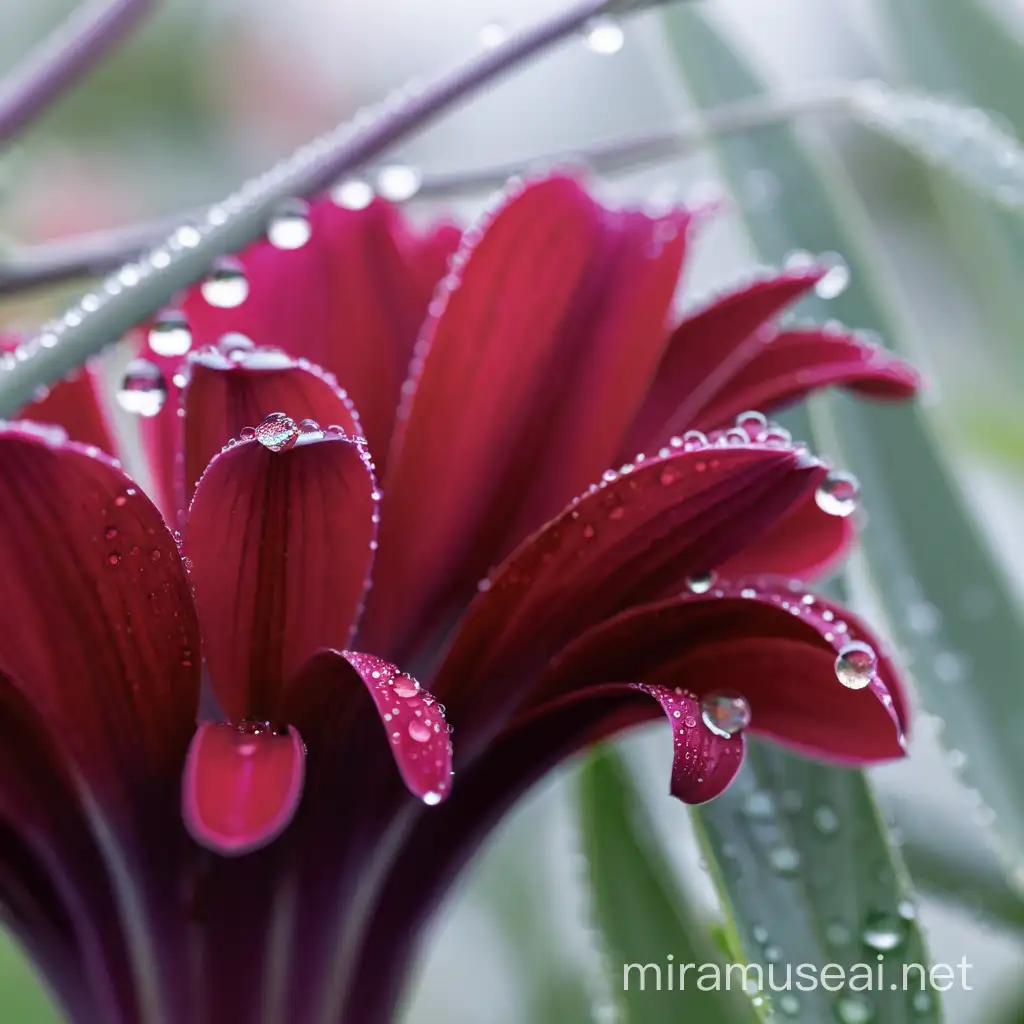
[2,0,1023,1021]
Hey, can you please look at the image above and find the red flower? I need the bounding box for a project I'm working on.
[0,176,916,1023]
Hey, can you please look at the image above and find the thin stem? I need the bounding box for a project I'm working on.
[0,84,853,298]
[0,0,157,145]
[0,0,687,415]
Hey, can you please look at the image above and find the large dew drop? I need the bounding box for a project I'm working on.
[332,178,374,210]
[861,910,908,953]
[254,413,299,453]
[201,257,249,308]
[815,252,850,299]
[835,641,877,690]
[148,309,192,357]
[267,199,312,250]
[685,570,716,595]
[117,359,167,417]
[701,692,751,738]
[815,469,860,517]
[584,16,624,54]
[376,165,422,202]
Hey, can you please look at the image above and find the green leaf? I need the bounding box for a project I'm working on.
[848,83,1024,210]
[696,742,941,1022]
[577,747,756,1023]
[0,929,62,1024]
[663,3,1024,888]
[879,0,1024,389]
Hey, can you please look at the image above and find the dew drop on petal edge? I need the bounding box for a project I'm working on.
[117,359,167,417]
[331,178,374,210]
[815,252,851,299]
[267,199,312,250]
[685,571,716,595]
[254,413,299,453]
[148,309,192,357]
[376,165,422,202]
[834,641,877,690]
[815,469,860,517]
[701,692,751,738]
[201,257,249,308]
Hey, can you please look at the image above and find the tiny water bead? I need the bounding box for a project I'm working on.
[297,418,324,440]
[148,309,192,357]
[768,845,802,876]
[376,164,423,202]
[392,674,420,698]
[701,692,751,738]
[813,804,841,836]
[201,257,249,308]
[861,911,909,953]
[583,16,624,54]
[735,410,768,437]
[117,359,167,417]
[408,719,432,743]
[478,20,508,48]
[835,641,878,690]
[218,332,256,362]
[815,470,860,518]
[835,996,875,1023]
[331,178,374,210]
[254,413,299,453]
[815,252,851,299]
[685,570,716,594]
[267,199,312,250]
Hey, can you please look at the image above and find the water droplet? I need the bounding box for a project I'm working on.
[816,470,860,517]
[752,924,769,944]
[760,425,792,446]
[376,164,423,202]
[685,571,716,595]
[254,412,299,452]
[701,692,751,738]
[107,552,121,566]
[861,911,908,952]
[911,990,933,1015]
[784,248,816,272]
[835,641,877,690]
[148,309,192,357]
[779,993,801,1017]
[297,418,323,439]
[267,199,312,250]
[104,527,118,541]
[718,427,749,445]
[826,922,851,948]
[332,178,374,210]
[423,790,442,806]
[393,675,419,698]
[408,720,432,743]
[584,16,624,54]
[813,805,840,836]
[117,359,167,417]
[815,252,850,299]
[201,257,249,308]
[768,845,802,876]
[835,996,874,1023]
[743,792,775,819]
[680,430,707,450]
[478,20,508,48]
[217,332,256,362]
[736,410,768,436]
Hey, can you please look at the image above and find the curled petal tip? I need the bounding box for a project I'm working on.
[182,721,306,856]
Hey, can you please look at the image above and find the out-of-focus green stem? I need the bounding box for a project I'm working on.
[895,799,1024,932]
[0,0,157,145]
[0,84,853,298]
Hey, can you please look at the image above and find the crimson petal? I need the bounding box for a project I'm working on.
[693,326,920,431]
[540,577,907,763]
[365,177,697,660]
[621,270,824,456]
[282,650,453,804]
[182,722,306,856]
[185,431,377,721]
[3,335,115,453]
[431,443,826,745]
[178,198,433,470]
[720,495,853,581]
[180,351,361,507]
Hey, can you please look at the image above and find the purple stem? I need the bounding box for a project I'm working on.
[0,0,156,144]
